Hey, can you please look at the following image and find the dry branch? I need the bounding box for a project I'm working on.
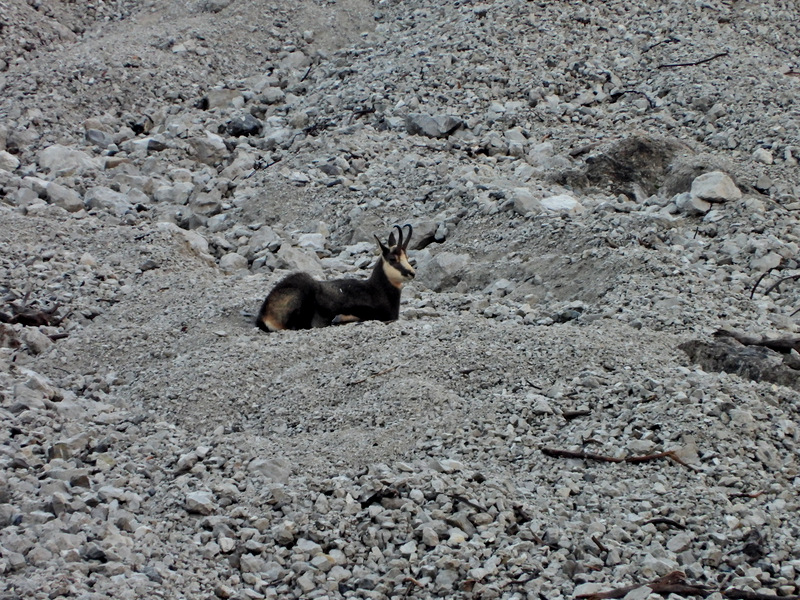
[575,570,800,600]
[542,448,698,471]
[644,517,686,529]
[657,51,729,69]
[576,571,711,600]
[750,268,775,299]
[763,273,800,296]
[347,363,406,386]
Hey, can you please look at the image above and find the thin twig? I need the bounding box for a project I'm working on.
[763,273,800,296]
[591,535,608,553]
[729,490,764,499]
[658,51,729,69]
[348,363,407,386]
[644,36,680,53]
[750,268,774,299]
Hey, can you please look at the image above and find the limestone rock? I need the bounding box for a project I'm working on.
[405,113,463,138]
[188,132,228,166]
[276,245,324,278]
[690,171,741,202]
[0,150,20,171]
[84,186,133,217]
[45,182,83,212]
[38,144,100,176]
[219,252,248,272]
[541,194,582,213]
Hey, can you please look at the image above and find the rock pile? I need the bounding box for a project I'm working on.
[1,0,800,599]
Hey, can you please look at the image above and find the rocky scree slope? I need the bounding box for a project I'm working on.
[1,1,800,599]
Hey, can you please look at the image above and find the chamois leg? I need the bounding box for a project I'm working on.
[331,314,361,325]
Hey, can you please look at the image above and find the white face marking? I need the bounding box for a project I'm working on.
[383,249,415,288]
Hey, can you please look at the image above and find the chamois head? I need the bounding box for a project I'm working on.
[375,224,415,288]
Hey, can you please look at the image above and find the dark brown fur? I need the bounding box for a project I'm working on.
[257,226,415,332]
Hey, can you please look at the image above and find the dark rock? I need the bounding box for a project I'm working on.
[226,114,262,137]
[679,336,800,390]
[405,113,463,138]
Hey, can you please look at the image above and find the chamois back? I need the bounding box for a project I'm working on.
[256,225,415,332]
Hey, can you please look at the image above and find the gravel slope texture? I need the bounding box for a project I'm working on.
[1,1,800,599]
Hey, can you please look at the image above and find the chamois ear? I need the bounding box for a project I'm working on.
[374,234,389,254]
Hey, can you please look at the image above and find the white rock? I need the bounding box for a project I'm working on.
[512,187,541,215]
[45,182,83,213]
[0,150,20,171]
[219,253,248,272]
[690,171,742,202]
[750,252,782,272]
[248,457,291,483]
[752,148,773,165]
[297,233,326,253]
[276,245,324,278]
[415,250,470,291]
[38,144,100,176]
[185,491,215,515]
[188,132,228,166]
[675,192,712,215]
[84,186,133,217]
[541,194,583,212]
[622,585,656,600]
[157,222,215,265]
[22,328,53,355]
[667,532,693,553]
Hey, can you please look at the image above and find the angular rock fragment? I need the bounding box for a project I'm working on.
[405,113,463,138]
[690,171,741,202]
[226,114,263,137]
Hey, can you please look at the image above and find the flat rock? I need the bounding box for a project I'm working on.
[38,144,100,176]
[541,194,582,213]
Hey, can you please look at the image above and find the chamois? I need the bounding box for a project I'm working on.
[256,225,415,332]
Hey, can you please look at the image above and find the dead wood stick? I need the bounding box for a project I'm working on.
[644,517,686,529]
[728,490,764,499]
[644,36,680,53]
[347,363,406,386]
[563,409,592,420]
[542,448,698,471]
[541,448,624,463]
[724,590,800,600]
[591,534,608,553]
[576,571,706,600]
[762,273,800,296]
[750,268,774,299]
[657,51,729,69]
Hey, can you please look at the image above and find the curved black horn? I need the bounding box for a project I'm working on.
[402,224,413,249]
[392,224,404,248]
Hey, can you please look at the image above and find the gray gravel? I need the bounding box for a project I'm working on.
[1,0,800,599]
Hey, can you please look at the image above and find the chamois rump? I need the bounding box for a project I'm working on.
[256,225,415,332]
